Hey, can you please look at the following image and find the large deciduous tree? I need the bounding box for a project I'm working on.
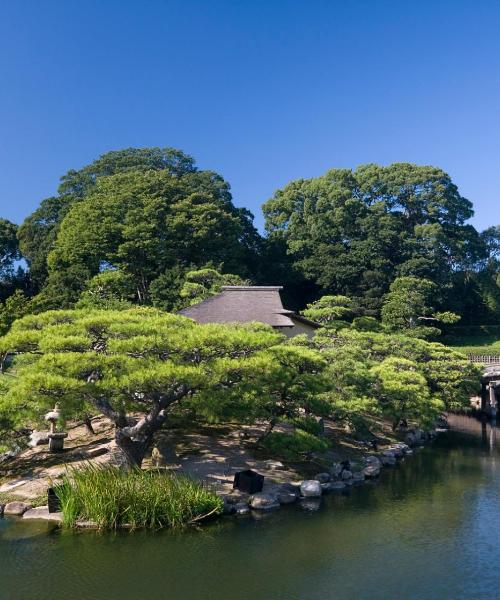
[37,167,258,308]
[263,163,483,311]
[0,309,282,467]
[18,147,260,299]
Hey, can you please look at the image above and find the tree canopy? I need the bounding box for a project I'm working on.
[0,308,283,466]
[263,163,485,312]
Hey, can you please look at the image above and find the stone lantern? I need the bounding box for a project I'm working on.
[44,403,68,453]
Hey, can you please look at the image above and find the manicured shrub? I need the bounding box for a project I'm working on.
[262,429,329,461]
[54,464,223,530]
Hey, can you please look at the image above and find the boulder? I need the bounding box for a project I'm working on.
[365,455,382,469]
[363,465,380,479]
[314,472,331,484]
[352,472,365,483]
[300,480,322,497]
[23,507,62,522]
[329,481,346,492]
[405,432,416,447]
[389,446,404,458]
[330,463,343,479]
[277,491,298,505]
[28,430,50,447]
[394,442,411,454]
[234,502,250,515]
[341,469,353,481]
[222,501,236,515]
[249,493,280,511]
[380,455,396,466]
[4,501,32,516]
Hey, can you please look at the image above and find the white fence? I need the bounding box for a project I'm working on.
[468,355,500,365]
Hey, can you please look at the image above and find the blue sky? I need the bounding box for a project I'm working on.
[1,0,499,231]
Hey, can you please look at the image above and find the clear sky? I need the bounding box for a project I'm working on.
[1,0,499,231]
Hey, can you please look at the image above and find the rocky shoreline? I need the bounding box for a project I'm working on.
[0,427,439,528]
[220,429,436,517]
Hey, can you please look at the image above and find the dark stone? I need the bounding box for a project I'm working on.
[233,469,264,494]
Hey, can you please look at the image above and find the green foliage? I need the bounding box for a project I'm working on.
[351,316,382,332]
[0,308,282,466]
[370,357,439,427]
[302,295,354,327]
[0,219,26,302]
[0,290,32,335]
[381,277,460,338]
[179,268,249,308]
[261,429,329,461]
[263,163,482,311]
[76,270,136,309]
[44,169,257,307]
[17,148,198,290]
[54,464,222,529]
[309,327,480,429]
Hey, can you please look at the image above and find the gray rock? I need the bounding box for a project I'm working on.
[277,491,298,505]
[4,501,32,516]
[329,481,346,491]
[314,472,331,484]
[222,501,236,515]
[300,480,322,497]
[234,502,250,515]
[250,493,280,511]
[365,455,382,469]
[330,463,343,479]
[380,455,396,466]
[389,446,404,458]
[394,442,411,454]
[341,469,353,481]
[352,472,365,483]
[405,433,416,446]
[265,460,284,471]
[23,507,62,522]
[381,449,396,458]
[363,465,381,479]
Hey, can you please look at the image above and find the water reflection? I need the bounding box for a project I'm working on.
[2,420,500,600]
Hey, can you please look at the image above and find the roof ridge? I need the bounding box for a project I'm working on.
[221,286,283,291]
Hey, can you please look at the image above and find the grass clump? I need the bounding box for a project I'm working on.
[262,429,329,461]
[54,464,223,530]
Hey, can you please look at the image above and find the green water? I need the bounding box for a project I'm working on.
[2,416,500,600]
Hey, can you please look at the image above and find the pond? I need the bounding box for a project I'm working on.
[1,415,500,600]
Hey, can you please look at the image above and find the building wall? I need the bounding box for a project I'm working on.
[276,320,317,338]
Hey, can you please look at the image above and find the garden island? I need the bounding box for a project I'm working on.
[0,148,497,530]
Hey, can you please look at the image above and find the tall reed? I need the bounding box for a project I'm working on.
[54,464,223,530]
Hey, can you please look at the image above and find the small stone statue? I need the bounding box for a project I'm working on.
[44,403,68,453]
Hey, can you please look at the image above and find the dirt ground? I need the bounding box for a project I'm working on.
[0,414,398,504]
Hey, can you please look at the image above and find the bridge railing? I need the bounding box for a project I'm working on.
[468,355,500,365]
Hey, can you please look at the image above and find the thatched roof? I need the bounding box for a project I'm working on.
[178,286,319,329]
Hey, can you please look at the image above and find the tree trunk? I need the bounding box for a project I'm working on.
[83,414,95,435]
[115,431,151,469]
